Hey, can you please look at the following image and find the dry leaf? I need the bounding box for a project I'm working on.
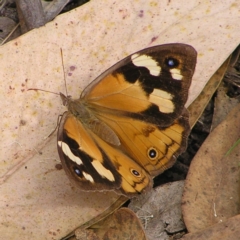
[129,181,185,240]
[212,83,240,130]
[75,208,147,240]
[0,0,240,239]
[182,103,240,233]
[1,137,125,239]
[181,214,240,240]
[188,58,230,128]
[0,17,18,40]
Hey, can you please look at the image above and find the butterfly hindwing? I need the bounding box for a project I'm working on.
[94,109,189,177]
[57,43,197,197]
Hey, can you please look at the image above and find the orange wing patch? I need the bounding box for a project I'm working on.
[86,73,151,113]
[95,113,187,176]
[88,129,153,195]
[63,115,103,163]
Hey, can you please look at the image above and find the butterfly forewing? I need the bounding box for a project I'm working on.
[83,44,196,126]
[57,43,197,197]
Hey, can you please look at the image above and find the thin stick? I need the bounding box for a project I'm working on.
[1,23,20,45]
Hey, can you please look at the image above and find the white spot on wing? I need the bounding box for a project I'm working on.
[92,160,115,181]
[170,68,183,80]
[58,141,83,165]
[149,89,174,113]
[83,172,94,183]
[131,54,161,76]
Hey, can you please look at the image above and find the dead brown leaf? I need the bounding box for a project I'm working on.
[181,214,240,240]
[182,103,240,233]
[75,208,147,240]
[212,83,240,130]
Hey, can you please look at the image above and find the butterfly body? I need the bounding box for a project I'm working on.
[57,43,197,197]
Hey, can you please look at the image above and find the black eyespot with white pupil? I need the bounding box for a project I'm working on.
[131,169,141,177]
[165,57,179,68]
[148,147,158,160]
[73,167,82,177]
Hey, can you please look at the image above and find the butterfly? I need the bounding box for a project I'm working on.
[57,43,197,198]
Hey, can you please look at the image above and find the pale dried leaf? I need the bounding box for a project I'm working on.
[0,0,239,239]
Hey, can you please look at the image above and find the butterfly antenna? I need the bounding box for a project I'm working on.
[60,48,68,97]
[27,88,59,95]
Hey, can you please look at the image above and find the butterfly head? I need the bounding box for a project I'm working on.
[59,92,72,107]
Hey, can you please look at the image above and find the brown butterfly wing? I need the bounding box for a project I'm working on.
[58,112,152,197]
